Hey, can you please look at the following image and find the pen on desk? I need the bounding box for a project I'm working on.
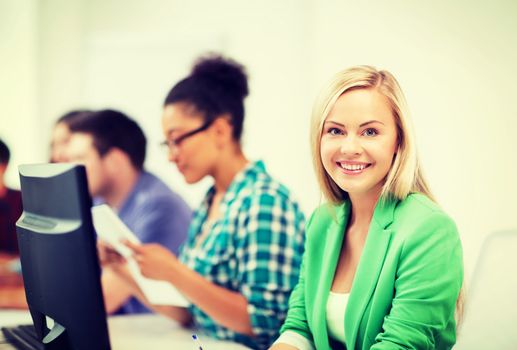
[192,334,204,350]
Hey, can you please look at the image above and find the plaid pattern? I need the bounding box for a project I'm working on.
[179,161,306,350]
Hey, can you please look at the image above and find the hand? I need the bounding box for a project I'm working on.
[97,240,125,266]
[124,241,178,281]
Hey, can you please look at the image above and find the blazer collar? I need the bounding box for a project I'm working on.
[312,202,350,348]
[345,195,398,349]
[370,195,397,230]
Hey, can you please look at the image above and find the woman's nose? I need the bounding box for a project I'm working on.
[339,135,362,155]
[167,147,179,163]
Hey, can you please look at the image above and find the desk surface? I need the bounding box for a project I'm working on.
[0,310,250,349]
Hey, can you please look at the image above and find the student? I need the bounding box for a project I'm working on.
[50,109,92,163]
[0,139,27,309]
[271,66,463,350]
[102,55,306,350]
[66,110,192,315]
[0,138,22,256]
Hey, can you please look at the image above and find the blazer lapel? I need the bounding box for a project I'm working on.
[313,203,350,349]
[345,197,397,349]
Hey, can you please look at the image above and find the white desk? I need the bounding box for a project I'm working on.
[0,310,250,349]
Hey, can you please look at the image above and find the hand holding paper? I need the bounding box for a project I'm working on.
[97,240,126,266]
[91,204,190,307]
[92,204,139,258]
[124,241,178,281]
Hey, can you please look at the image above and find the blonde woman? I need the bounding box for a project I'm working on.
[271,66,463,349]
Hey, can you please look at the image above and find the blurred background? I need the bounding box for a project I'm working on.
[1,0,516,283]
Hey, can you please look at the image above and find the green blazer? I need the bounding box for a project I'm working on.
[280,194,463,349]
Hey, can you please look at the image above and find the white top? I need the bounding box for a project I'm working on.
[326,291,349,345]
[273,330,315,350]
[273,291,349,349]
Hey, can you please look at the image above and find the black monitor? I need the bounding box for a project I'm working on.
[16,163,111,350]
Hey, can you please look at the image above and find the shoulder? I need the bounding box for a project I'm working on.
[392,193,460,250]
[132,172,191,213]
[7,188,22,200]
[249,168,291,197]
[137,172,174,194]
[306,202,342,228]
[303,202,346,249]
[395,193,455,229]
[396,193,443,216]
[4,189,23,209]
[237,165,303,213]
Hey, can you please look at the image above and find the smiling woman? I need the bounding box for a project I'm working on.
[271,66,463,350]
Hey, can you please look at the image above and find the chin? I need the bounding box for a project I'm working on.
[184,177,199,184]
[182,172,204,184]
[336,182,370,196]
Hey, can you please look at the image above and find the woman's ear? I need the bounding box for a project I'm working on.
[212,116,233,147]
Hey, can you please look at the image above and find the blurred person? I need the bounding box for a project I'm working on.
[271,66,463,350]
[66,110,192,315]
[50,109,92,163]
[0,138,22,257]
[0,138,26,309]
[102,55,306,350]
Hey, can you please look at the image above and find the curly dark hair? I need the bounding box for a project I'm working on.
[163,54,249,141]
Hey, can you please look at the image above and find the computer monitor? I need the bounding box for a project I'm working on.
[16,163,111,350]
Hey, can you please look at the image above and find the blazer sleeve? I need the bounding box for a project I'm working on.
[279,251,313,342]
[278,211,317,343]
[372,211,464,349]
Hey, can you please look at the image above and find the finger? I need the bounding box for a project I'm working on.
[98,240,116,251]
[123,240,144,253]
[109,251,125,264]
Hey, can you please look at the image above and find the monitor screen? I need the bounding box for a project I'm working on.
[16,163,111,350]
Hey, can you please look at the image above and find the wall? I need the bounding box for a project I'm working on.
[1,0,516,282]
[0,0,39,183]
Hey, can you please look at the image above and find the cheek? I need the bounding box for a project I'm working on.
[375,139,398,170]
[385,136,399,160]
[179,143,197,163]
[194,138,217,159]
[320,139,337,170]
[86,166,99,187]
[86,160,103,182]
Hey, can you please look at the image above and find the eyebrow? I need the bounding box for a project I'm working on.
[324,120,385,127]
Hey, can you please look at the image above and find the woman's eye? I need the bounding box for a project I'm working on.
[362,128,378,137]
[327,127,343,136]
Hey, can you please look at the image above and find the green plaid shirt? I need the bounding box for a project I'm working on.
[179,160,306,349]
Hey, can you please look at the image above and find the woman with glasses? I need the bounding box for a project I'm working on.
[102,55,306,350]
[270,66,463,350]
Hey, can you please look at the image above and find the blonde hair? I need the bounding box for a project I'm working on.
[310,65,434,204]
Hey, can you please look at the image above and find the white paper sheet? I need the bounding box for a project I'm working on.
[91,204,190,307]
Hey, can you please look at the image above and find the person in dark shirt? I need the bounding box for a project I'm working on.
[0,139,22,256]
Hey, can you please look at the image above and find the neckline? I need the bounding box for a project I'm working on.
[329,290,351,296]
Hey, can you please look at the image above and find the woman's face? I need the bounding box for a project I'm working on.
[50,122,72,162]
[320,88,399,200]
[161,103,219,184]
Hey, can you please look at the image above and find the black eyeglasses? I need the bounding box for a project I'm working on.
[160,120,213,151]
